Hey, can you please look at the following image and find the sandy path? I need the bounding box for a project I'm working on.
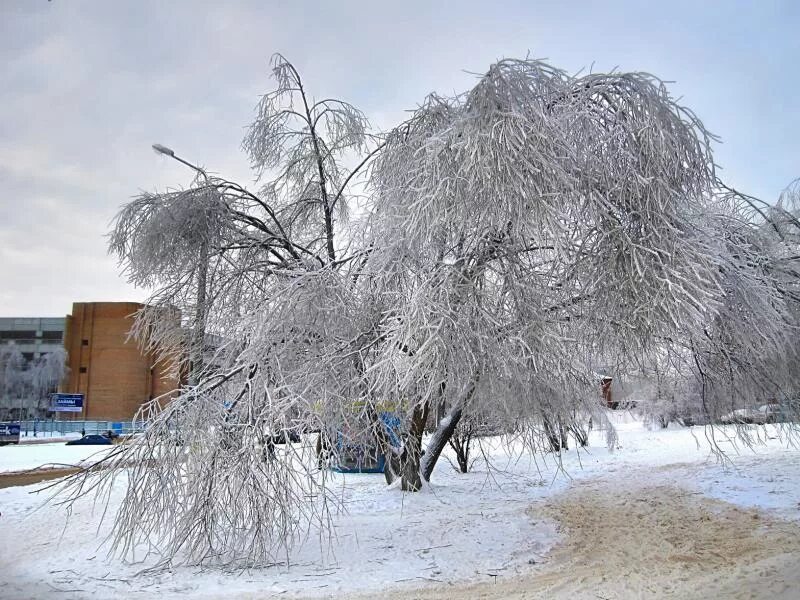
[354,477,800,599]
[0,467,79,489]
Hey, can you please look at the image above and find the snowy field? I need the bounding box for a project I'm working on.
[19,431,81,444]
[1,414,799,599]
[0,441,114,474]
[20,431,81,441]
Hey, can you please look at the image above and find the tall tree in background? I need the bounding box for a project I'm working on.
[0,346,67,419]
[62,56,800,568]
[0,347,26,419]
[28,347,69,416]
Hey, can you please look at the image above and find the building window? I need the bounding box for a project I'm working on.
[0,330,37,339]
[79,367,87,373]
[82,339,89,346]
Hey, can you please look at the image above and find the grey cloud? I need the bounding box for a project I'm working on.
[1,0,798,315]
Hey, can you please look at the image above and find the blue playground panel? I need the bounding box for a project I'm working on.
[329,412,402,474]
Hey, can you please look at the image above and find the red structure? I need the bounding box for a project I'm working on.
[601,376,616,409]
[62,302,180,420]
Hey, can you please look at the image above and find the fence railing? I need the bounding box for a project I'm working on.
[18,419,146,437]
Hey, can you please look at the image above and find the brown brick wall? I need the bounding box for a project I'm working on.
[62,302,180,421]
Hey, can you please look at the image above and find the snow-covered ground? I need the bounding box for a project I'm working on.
[20,430,81,439]
[19,431,82,444]
[0,441,114,474]
[1,413,799,599]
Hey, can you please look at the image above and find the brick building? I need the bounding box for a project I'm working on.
[62,302,180,420]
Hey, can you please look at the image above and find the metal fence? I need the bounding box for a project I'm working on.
[18,419,146,437]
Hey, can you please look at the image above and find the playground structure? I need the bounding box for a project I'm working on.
[322,405,403,474]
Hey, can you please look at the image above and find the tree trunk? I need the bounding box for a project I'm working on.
[379,401,430,491]
[568,423,589,447]
[421,405,463,481]
[380,379,477,490]
[543,417,568,452]
[420,379,477,481]
[448,420,473,473]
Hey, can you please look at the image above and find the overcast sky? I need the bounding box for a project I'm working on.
[1,0,798,317]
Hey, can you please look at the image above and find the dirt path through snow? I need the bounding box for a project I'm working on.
[355,477,800,599]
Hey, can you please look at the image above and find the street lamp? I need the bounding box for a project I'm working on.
[152,144,209,182]
[153,143,210,386]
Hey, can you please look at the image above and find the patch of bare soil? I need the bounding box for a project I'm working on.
[355,479,800,599]
[0,467,79,489]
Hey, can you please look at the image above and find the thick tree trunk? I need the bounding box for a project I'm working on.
[421,405,463,481]
[378,402,430,491]
[420,380,477,481]
[379,379,477,490]
[399,402,429,490]
[315,430,332,468]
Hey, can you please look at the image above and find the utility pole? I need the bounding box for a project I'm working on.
[153,144,211,386]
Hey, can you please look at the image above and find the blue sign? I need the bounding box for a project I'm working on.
[0,422,20,436]
[0,421,20,444]
[51,393,84,413]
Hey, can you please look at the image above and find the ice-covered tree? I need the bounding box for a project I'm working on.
[59,56,800,568]
[357,60,757,487]
[70,54,381,567]
[28,347,68,415]
[0,347,26,419]
[0,346,66,419]
[626,182,800,430]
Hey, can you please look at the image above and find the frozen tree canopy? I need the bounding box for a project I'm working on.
[0,346,67,419]
[59,55,800,568]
